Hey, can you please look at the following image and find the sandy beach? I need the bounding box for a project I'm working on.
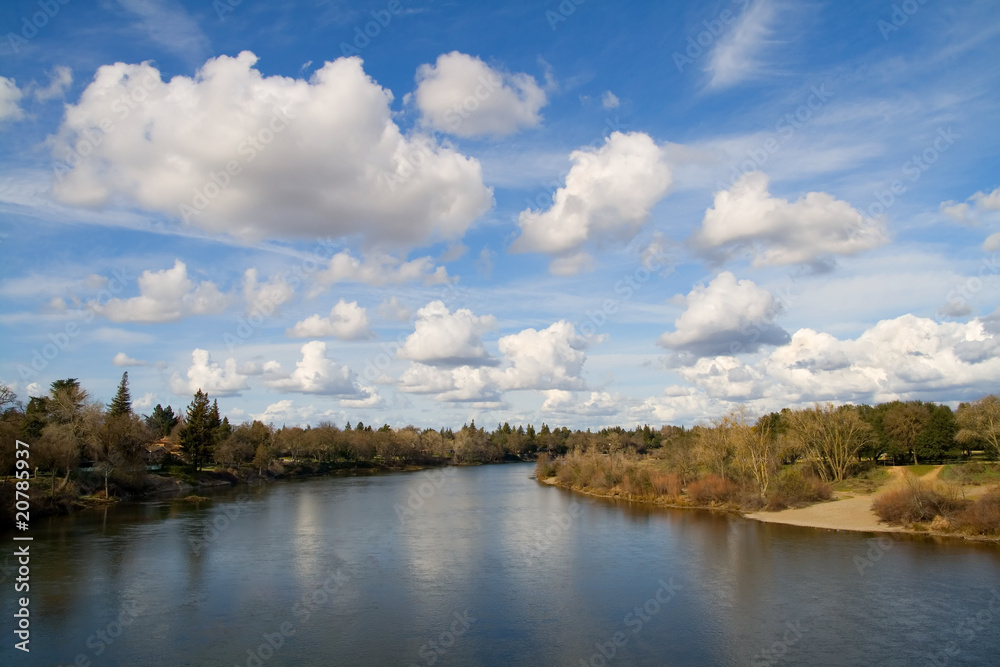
[747,465,996,536]
[546,466,999,540]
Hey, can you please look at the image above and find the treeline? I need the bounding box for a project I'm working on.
[2,375,998,506]
[536,399,1000,516]
[2,376,149,500]
[0,376,592,494]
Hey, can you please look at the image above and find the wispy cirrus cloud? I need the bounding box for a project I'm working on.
[706,0,781,90]
[117,0,211,67]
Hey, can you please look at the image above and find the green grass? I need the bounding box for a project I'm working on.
[904,464,939,477]
[832,466,890,494]
[940,462,1000,485]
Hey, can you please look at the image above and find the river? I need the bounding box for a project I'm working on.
[2,462,999,666]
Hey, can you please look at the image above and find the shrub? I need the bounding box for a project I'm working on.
[953,488,1000,535]
[871,476,967,525]
[621,467,651,496]
[555,456,576,485]
[535,453,557,479]
[686,474,737,505]
[765,466,833,510]
[649,471,683,499]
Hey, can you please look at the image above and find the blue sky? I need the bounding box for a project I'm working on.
[1,0,998,429]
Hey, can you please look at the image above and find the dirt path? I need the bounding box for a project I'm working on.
[924,465,946,481]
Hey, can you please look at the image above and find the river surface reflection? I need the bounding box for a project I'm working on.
[3,462,999,665]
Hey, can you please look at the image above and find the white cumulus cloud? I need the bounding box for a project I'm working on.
[397,301,497,366]
[51,52,493,246]
[398,364,502,403]
[287,299,373,340]
[940,185,1000,227]
[413,51,547,138]
[170,348,250,397]
[643,314,1000,425]
[32,66,73,102]
[113,352,148,367]
[494,320,591,391]
[312,250,450,294]
[131,392,156,410]
[511,132,672,274]
[397,320,594,402]
[262,341,374,398]
[658,272,790,357]
[243,268,294,316]
[92,260,230,323]
[692,171,887,269]
[252,399,339,426]
[378,296,412,322]
[542,390,621,416]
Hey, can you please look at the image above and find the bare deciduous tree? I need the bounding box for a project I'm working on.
[731,408,780,497]
[786,403,872,482]
[956,395,1000,460]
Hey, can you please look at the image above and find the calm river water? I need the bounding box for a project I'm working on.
[3,462,999,666]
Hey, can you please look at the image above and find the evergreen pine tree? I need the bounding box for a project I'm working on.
[145,404,179,438]
[209,399,221,429]
[108,372,133,417]
[180,390,215,470]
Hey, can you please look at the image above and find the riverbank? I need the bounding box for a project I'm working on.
[538,471,1000,543]
[4,457,469,523]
